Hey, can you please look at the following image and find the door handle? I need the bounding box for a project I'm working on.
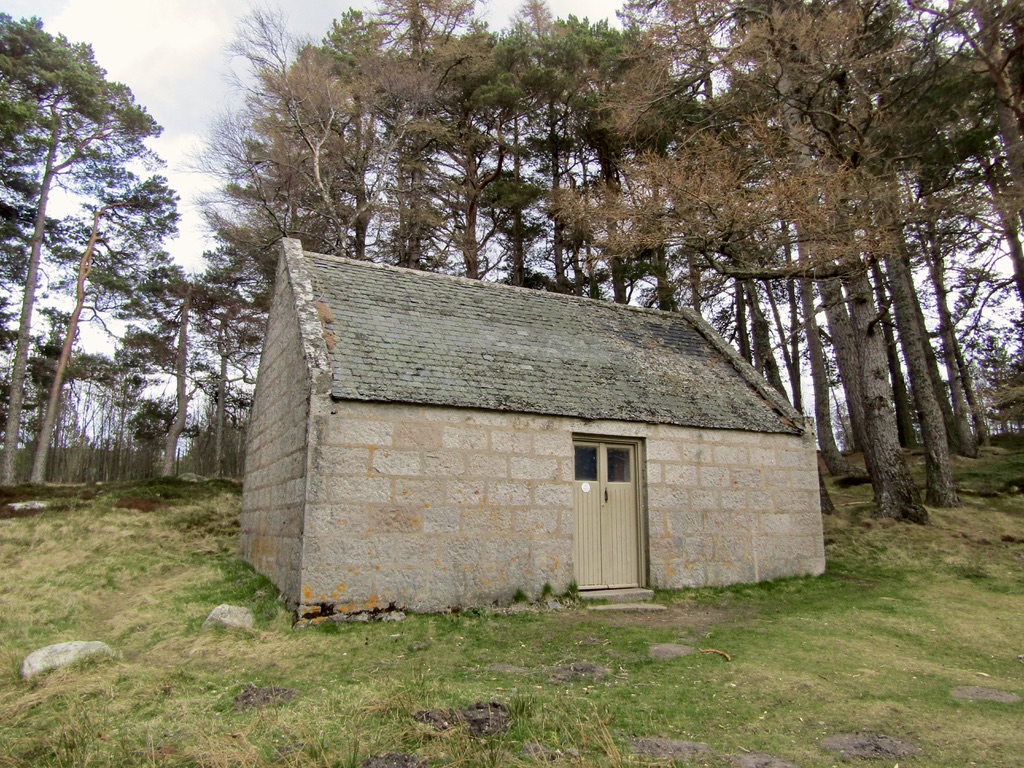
[604,488,608,503]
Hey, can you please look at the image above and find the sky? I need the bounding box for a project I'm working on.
[4,0,625,273]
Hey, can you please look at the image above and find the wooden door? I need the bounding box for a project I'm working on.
[572,440,641,589]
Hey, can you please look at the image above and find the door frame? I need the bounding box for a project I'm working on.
[571,434,648,590]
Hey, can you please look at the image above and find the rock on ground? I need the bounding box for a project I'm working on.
[202,604,254,630]
[21,641,114,679]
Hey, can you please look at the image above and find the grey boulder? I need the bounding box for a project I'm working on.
[202,604,254,630]
[21,640,114,679]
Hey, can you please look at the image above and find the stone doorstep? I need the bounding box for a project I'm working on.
[587,603,667,612]
[579,588,655,603]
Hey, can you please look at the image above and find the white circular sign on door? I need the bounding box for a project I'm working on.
[581,482,591,493]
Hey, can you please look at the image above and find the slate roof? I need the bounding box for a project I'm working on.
[300,248,802,434]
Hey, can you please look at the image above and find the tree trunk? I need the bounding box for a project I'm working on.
[800,279,856,476]
[746,279,788,399]
[870,262,917,448]
[786,278,803,413]
[653,246,676,311]
[820,278,867,454]
[764,278,802,410]
[214,330,228,477]
[2,129,60,486]
[973,3,1024,306]
[162,289,192,477]
[823,273,926,523]
[735,279,752,364]
[908,267,960,447]
[922,221,978,457]
[31,209,102,484]
[689,263,703,313]
[884,251,959,507]
[819,472,836,515]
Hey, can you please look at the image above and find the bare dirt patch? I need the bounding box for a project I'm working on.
[649,643,694,660]
[359,755,427,768]
[549,661,608,682]
[0,502,48,520]
[730,753,799,768]
[629,737,711,760]
[233,685,297,711]
[113,496,166,513]
[571,601,744,630]
[952,686,1022,704]
[415,701,509,736]
[821,733,918,760]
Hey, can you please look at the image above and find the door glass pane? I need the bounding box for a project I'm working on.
[574,446,598,481]
[607,448,631,482]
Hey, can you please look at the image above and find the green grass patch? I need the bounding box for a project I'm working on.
[1,461,1023,767]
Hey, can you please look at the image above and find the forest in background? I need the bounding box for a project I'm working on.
[2,0,1024,523]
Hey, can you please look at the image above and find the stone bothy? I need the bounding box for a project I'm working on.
[241,238,825,614]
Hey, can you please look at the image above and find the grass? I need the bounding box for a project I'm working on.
[0,457,1022,768]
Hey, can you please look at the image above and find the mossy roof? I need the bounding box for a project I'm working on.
[301,249,802,434]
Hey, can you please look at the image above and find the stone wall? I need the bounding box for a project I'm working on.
[297,399,824,614]
[240,256,315,602]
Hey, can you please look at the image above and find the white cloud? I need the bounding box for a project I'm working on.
[7,0,624,275]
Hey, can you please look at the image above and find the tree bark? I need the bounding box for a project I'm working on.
[972,2,1024,306]
[884,251,959,507]
[823,273,926,522]
[800,279,857,476]
[2,124,60,485]
[735,279,752,364]
[820,278,868,455]
[922,221,979,457]
[162,289,192,477]
[214,329,228,477]
[746,279,788,399]
[30,209,102,484]
[870,262,917,448]
[767,282,803,409]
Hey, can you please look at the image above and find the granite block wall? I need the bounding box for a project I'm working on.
[240,258,313,603]
[294,400,825,614]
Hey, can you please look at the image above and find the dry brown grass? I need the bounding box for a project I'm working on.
[1,465,1023,767]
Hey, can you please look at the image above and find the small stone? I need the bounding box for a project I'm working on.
[177,472,206,483]
[202,604,254,630]
[649,643,694,660]
[381,611,406,622]
[546,599,561,610]
[21,641,114,679]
